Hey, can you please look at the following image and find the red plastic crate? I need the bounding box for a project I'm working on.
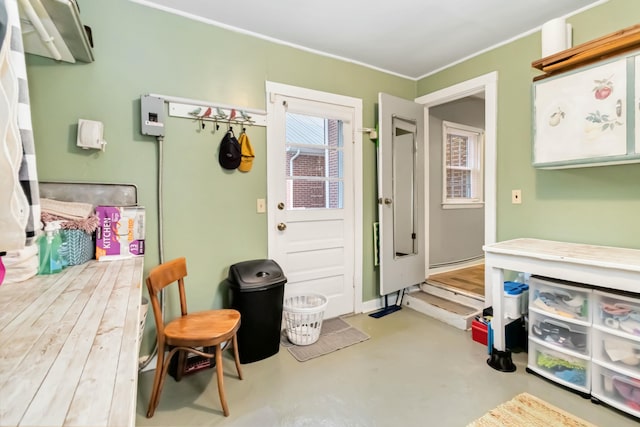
[471,319,488,346]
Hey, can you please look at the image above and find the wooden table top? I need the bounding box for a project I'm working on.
[0,257,144,427]
[484,238,640,272]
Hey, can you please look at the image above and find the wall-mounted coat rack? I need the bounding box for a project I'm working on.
[147,93,267,127]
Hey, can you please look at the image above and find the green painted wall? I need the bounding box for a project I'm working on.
[27,0,640,357]
[26,0,414,355]
[417,0,640,250]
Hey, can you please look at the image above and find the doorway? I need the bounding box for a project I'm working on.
[265,82,364,319]
[415,72,498,304]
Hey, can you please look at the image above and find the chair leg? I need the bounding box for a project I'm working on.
[146,347,165,418]
[214,344,229,417]
[232,333,243,380]
[175,350,186,382]
[151,352,174,416]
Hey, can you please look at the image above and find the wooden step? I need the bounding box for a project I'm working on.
[421,281,484,310]
[403,290,481,330]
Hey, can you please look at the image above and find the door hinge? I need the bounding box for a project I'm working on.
[412,233,416,239]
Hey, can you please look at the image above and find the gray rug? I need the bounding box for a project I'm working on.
[281,317,370,362]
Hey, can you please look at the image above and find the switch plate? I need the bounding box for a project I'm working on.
[512,189,522,204]
[257,198,266,213]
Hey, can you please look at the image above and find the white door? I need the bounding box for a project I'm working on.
[266,83,362,319]
[378,93,426,296]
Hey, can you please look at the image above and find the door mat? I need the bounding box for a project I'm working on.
[281,317,370,362]
[467,392,598,427]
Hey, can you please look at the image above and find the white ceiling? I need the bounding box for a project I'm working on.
[135,0,605,80]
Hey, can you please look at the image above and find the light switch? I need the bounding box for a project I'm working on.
[512,189,522,204]
[257,198,266,213]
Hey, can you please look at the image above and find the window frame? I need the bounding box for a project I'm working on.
[441,120,484,209]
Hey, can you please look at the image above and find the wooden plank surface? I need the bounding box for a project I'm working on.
[484,238,640,271]
[0,258,144,427]
[427,264,484,297]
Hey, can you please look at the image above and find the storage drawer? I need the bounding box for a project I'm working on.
[529,276,591,322]
[592,363,640,417]
[529,310,589,355]
[593,290,640,338]
[528,339,590,390]
[593,328,640,376]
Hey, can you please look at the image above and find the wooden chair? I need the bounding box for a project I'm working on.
[145,257,243,418]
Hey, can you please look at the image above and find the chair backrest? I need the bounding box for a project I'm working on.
[145,257,189,337]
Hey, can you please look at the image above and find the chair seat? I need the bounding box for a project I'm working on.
[165,309,241,347]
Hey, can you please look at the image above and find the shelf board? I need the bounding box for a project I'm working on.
[532,24,640,80]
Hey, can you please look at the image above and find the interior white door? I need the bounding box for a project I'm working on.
[267,93,356,319]
[378,93,426,296]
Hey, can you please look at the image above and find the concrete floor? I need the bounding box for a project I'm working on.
[136,308,639,426]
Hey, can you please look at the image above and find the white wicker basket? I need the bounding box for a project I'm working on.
[283,293,328,345]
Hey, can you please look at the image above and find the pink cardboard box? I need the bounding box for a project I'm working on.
[95,206,145,259]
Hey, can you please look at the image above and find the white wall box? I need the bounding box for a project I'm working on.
[532,53,640,169]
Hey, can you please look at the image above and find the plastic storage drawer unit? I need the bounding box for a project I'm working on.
[528,340,590,391]
[227,259,287,364]
[593,328,640,375]
[593,290,640,337]
[529,276,591,322]
[592,363,640,417]
[529,310,590,355]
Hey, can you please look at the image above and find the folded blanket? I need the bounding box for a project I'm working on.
[41,212,99,234]
[41,198,93,220]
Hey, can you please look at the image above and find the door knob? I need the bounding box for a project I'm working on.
[384,198,392,205]
[277,222,287,231]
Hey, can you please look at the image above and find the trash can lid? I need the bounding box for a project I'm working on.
[228,259,287,290]
[503,281,526,295]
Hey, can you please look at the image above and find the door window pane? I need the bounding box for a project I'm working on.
[285,112,344,209]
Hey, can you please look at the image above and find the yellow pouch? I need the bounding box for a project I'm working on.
[238,132,255,172]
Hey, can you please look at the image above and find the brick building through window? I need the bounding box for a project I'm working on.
[286,114,343,209]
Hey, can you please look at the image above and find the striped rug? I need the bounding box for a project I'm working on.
[468,393,598,427]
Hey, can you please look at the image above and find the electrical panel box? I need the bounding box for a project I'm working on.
[141,95,165,136]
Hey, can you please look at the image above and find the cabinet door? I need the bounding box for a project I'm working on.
[533,57,628,168]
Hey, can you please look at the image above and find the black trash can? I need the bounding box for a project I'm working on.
[227,259,287,364]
